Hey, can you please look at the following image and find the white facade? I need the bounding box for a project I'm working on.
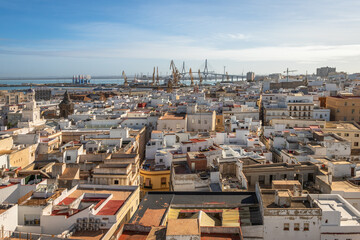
[187,111,216,132]
[311,194,360,240]
[313,108,330,121]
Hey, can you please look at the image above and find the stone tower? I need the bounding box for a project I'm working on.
[59,91,74,118]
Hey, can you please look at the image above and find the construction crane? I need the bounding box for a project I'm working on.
[198,69,203,86]
[189,68,194,87]
[122,71,128,87]
[152,67,155,86]
[284,68,297,82]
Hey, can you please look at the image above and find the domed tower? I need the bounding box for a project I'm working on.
[59,91,74,118]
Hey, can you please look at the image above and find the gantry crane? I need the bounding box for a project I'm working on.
[156,67,159,86]
[167,76,173,93]
[198,69,203,86]
[169,60,180,87]
[189,68,194,87]
[152,67,155,86]
[122,71,128,87]
[284,68,297,82]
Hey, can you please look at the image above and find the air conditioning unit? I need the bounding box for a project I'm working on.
[83,217,88,222]
[100,222,106,227]
[89,217,95,222]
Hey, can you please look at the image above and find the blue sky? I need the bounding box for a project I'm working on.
[1,0,360,76]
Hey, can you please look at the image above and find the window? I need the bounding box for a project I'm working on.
[304,223,309,231]
[198,120,201,124]
[217,119,220,123]
[187,147,191,152]
[345,133,350,137]
[294,223,300,231]
[204,120,207,124]
[145,178,151,187]
[161,177,166,186]
[159,158,163,163]
[176,124,180,129]
[337,133,341,136]
[355,134,359,137]
[345,102,348,106]
[352,109,355,114]
[192,119,195,124]
[66,156,71,161]
[355,142,359,147]
[114,180,119,185]
[283,223,289,231]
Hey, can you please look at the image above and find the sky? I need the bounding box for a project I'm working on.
[1,0,360,77]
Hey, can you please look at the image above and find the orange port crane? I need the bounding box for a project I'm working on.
[189,68,194,87]
[122,71,128,87]
[198,69,203,86]
[156,67,159,86]
[152,67,155,86]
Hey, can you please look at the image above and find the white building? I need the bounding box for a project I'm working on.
[311,194,360,240]
[157,113,187,132]
[187,111,216,132]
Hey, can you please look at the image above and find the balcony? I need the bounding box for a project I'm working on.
[143,184,153,189]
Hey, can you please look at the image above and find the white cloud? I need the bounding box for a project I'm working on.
[227,33,249,40]
[3,41,360,65]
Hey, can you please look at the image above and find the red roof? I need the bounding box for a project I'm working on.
[58,197,76,205]
[190,139,207,143]
[97,200,124,215]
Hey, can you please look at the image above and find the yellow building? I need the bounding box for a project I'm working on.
[215,114,224,132]
[326,96,360,121]
[140,161,170,197]
[323,121,360,152]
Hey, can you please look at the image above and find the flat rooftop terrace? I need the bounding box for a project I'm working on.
[315,197,360,226]
[130,191,262,227]
[261,191,311,209]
